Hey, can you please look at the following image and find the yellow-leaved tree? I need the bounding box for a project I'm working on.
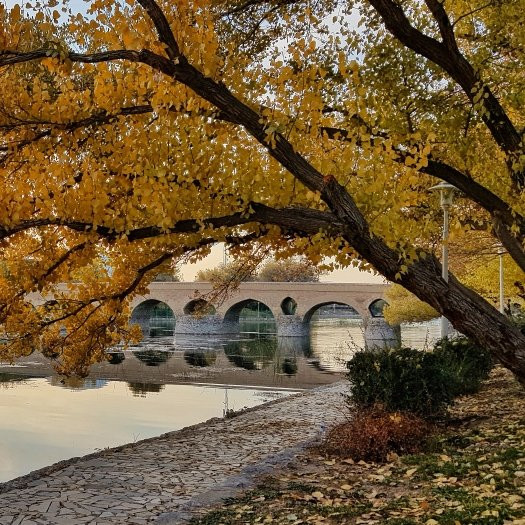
[385,232,524,324]
[0,0,524,380]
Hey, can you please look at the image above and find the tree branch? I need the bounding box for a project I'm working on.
[0,203,344,243]
[368,0,524,188]
[424,0,459,53]
[136,0,181,61]
[320,123,525,250]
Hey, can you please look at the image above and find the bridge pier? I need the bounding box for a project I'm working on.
[221,320,242,335]
[173,314,224,335]
[275,314,309,337]
[363,317,401,350]
[276,334,311,354]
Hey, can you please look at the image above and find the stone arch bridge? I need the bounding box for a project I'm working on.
[130,282,399,347]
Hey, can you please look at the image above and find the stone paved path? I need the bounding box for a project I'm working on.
[0,382,348,524]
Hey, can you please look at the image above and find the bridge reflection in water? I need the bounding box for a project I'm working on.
[2,317,440,395]
[89,315,437,393]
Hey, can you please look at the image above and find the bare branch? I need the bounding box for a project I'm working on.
[452,1,494,28]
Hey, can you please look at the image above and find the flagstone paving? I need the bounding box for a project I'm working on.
[0,382,348,524]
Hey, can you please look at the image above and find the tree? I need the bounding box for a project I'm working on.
[195,256,322,282]
[257,258,323,282]
[195,261,256,282]
[0,0,524,380]
[152,268,181,282]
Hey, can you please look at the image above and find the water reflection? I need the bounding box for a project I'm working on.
[237,318,276,334]
[133,349,175,366]
[0,379,295,483]
[2,319,442,392]
[277,335,313,357]
[49,377,109,390]
[224,337,277,371]
[184,350,217,367]
[127,382,165,397]
[281,357,298,376]
[0,372,29,388]
[0,318,443,484]
[107,352,126,365]
[103,319,440,386]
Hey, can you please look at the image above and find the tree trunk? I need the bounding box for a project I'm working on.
[316,180,525,386]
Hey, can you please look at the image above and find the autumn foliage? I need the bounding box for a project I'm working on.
[0,0,524,377]
[322,407,432,463]
[196,257,322,282]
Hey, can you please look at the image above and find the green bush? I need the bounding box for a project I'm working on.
[347,347,455,418]
[433,336,493,396]
[510,310,525,335]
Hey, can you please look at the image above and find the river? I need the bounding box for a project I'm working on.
[0,318,440,482]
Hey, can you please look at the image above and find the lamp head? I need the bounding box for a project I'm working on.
[429,181,456,207]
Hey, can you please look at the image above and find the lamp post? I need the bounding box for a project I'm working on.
[429,182,456,339]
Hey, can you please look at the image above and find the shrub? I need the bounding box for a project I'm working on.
[347,347,455,418]
[433,336,493,396]
[322,406,432,462]
[510,310,525,335]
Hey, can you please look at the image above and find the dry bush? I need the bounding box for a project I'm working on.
[321,406,433,463]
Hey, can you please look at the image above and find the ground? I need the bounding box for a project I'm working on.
[189,368,525,525]
[0,382,347,524]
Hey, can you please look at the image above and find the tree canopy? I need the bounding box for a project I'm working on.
[0,0,524,379]
[195,261,256,283]
[257,258,323,282]
[195,257,323,282]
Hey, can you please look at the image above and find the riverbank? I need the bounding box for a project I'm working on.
[189,367,525,524]
[0,381,349,524]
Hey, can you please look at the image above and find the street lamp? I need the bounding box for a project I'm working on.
[429,181,456,339]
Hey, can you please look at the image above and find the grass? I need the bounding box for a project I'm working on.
[190,368,525,524]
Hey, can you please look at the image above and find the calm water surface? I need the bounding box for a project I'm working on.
[0,319,439,482]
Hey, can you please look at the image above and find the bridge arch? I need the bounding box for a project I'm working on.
[183,299,216,315]
[223,299,277,334]
[303,301,362,326]
[130,299,175,337]
[303,301,365,366]
[368,298,388,318]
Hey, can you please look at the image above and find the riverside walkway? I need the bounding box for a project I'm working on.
[0,382,348,524]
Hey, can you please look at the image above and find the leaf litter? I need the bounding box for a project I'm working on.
[190,368,525,524]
